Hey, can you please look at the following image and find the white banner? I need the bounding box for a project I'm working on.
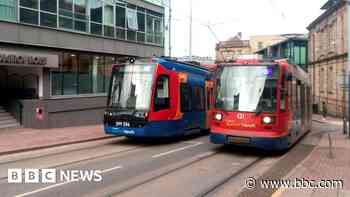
[127,8,138,31]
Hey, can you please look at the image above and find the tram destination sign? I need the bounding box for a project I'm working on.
[0,50,58,68]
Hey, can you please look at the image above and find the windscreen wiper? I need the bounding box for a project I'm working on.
[255,109,263,116]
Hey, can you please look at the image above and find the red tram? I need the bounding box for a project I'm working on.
[210,57,312,150]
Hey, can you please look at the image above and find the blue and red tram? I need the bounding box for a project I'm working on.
[104,58,214,138]
[210,57,312,150]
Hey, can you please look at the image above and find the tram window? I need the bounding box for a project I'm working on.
[288,79,293,111]
[192,86,205,111]
[180,84,192,112]
[280,74,287,112]
[297,80,301,110]
[280,90,286,111]
[292,78,297,110]
[154,75,170,111]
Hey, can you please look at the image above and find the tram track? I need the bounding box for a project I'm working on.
[109,149,221,197]
[0,138,123,165]
[198,157,264,197]
[0,136,211,182]
[108,146,263,197]
[0,136,194,166]
[0,145,142,181]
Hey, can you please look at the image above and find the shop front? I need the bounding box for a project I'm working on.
[0,46,127,129]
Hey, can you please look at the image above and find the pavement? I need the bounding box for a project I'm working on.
[0,125,111,155]
[275,115,350,197]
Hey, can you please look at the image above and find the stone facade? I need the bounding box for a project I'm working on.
[307,0,348,117]
[250,35,286,53]
[215,34,251,62]
[215,33,287,62]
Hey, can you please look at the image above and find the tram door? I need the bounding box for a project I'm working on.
[205,81,214,130]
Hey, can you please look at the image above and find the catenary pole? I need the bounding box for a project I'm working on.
[168,0,172,57]
[189,0,193,61]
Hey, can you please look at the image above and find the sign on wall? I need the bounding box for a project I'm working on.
[0,50,59,68]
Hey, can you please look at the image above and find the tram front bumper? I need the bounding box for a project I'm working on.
[210,132,289,150]
[104,121,183,138]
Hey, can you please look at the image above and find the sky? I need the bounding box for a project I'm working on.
[168,0,328,58]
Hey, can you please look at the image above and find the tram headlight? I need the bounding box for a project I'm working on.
[214,113,223,121]
[262,116,275,125]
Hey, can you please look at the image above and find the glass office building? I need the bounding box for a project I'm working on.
[0,0,164,129]
[256,35,308,71]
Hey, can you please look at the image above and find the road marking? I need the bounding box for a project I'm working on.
[14,165,123,197]
[151,142,203,158]
[101,165,123,173]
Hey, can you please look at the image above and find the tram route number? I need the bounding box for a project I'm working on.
[116,121,131,127]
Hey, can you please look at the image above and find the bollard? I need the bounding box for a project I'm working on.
[328,133,334,159]
[343,118,347,135]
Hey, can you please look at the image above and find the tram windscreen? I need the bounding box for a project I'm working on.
[108,64,155,111]
[215,65,279,113]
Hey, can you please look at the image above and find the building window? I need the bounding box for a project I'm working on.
[40,12,57,28]
[59,16,73,29]
[115,5,125,28]
[8,0,164,47]
[58,0,87,32]
[62,53,78,95]
[20,0,38,9]
[92,56,105,93]
[78,54,92,94]
[90,0,102,35]
[146,15,153,43]
[59,0,73,17]
[40,0,56,13]
[103,2,114,37]
[73,0,87,32]
[137,9,145,42]
[20,7,38,25]
[0,0,17,21]
[52,53,116,96]
[59,0,73,29]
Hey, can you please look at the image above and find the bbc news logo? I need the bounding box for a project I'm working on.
[8,169,102,183]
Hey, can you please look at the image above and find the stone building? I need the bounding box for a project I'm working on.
[256,34,308,71]
[215,33,251,62]
[250,35,286,53]
[307,0,348,117]
[215,33,286,62]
